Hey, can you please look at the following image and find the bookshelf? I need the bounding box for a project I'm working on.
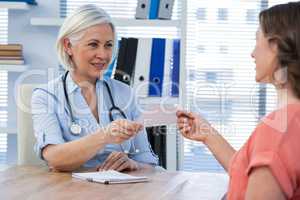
[0,65,28,72]
[138,97,178,105]
[0,2,29,72]
[0,2,29,10]
[30,17,181,28]
[28,0,187,171]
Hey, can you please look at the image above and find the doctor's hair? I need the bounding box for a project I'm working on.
[56,4,117,71]
[259,1,300,98]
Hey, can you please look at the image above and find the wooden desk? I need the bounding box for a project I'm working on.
[0,165,228,200]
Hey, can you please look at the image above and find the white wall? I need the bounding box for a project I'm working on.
[7,0,61,162]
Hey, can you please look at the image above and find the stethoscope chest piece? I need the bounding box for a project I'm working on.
[62,71,127,136]
[70,123,82,135]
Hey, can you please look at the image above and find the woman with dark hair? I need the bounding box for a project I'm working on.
[177,2,300,199]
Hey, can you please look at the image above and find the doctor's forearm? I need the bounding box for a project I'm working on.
[43,131,108,172]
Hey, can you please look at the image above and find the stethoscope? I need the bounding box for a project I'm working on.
[62,71,140,154]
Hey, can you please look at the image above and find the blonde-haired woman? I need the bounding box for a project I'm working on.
[32,4,158,172]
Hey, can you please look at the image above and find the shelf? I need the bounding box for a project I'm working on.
[0,127,17,134]
[30,17,180,27]
[30,17,63,26]
[113,18,180,27]
[0,2,29,10]
[0,65,28,72]
[138,97,179,105]
[0,164,10,172]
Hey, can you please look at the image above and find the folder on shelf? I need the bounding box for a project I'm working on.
[162,39,173,96]
[114,38,127,83]
[149,0,160,19]
[158,0,175,19]
[114,38,138,85]
[72,170,149,184]
[135,0,151,19]
[148,38,166,97]
[5,0,38,5]
[171,39,180,97]
[103,56,117,79]
[124,38,138,85]
[133,38,152,97]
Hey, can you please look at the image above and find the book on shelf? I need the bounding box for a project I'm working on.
[0,44,25,65]
[0,50,22,57]
[0,56,23,60]
[0,44,22,51]
[0,59,24,65]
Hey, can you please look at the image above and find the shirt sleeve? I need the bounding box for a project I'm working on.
[31,88,65,159]
[246,120,299,199]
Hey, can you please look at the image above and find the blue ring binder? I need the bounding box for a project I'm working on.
[148,38,166,97]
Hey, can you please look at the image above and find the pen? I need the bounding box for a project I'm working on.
[87,178,94,182]
[87,178,110,184]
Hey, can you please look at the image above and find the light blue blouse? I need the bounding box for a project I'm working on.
[31,74,158,168]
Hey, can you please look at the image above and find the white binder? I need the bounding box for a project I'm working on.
[135,0,151,19]
[162,39,173,96]
[133,38,152,98]
[158,0,175,19]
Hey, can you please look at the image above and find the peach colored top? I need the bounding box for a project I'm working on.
[227,104,300,200]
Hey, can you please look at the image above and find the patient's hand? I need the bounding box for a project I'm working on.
[176,110,217,143]
[97,151,140,172]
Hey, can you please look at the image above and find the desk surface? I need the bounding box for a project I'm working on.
[0,165,228,200]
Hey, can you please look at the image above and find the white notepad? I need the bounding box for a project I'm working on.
[72,170,149,184]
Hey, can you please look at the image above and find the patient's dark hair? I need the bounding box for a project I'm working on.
[259,1,300,98]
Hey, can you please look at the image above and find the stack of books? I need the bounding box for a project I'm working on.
[0,44,24,65]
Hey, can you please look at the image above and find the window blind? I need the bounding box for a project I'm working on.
[183,0,297,172]
[0,8,8,164]
[61,0,296,172]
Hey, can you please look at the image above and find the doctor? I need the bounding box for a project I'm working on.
[31,4,158,172]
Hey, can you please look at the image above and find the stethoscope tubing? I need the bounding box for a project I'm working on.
[62,71,141,154]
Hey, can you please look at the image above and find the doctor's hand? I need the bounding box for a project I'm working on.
[176,110,217,143]
[102,119,143,144]
[97,151,140,172]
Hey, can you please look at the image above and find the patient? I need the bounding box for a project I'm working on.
[177,2,300,199]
